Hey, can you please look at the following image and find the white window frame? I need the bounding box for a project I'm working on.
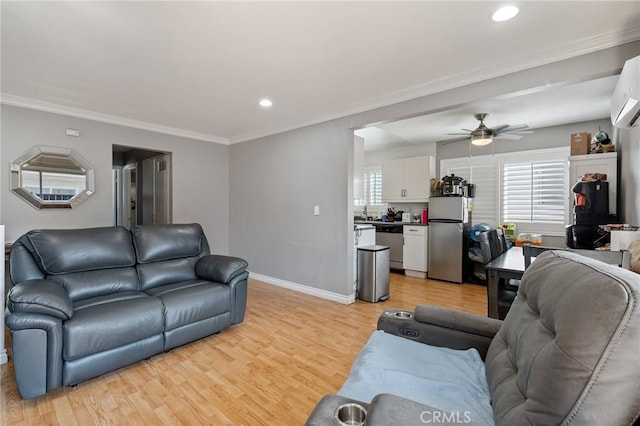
[355,165,384,207]
[441,147,570,236]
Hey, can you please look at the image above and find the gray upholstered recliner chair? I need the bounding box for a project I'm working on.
[5,223,248,399]
[307,250,640,425]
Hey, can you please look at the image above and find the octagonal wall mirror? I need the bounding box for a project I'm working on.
[10,146,95,209]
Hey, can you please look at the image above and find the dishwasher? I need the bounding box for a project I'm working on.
[374,223,404,271]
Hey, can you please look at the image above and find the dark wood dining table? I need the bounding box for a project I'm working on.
[484,246,525,319]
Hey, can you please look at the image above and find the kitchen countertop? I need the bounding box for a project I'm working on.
[355,220,428,226]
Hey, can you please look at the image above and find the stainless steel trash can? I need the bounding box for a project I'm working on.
[357,245,390,303]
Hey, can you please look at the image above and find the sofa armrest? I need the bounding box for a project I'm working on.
[195,255,248,284]
[414,305,502,338]
[377,306,502,360]
[7,279,73,320]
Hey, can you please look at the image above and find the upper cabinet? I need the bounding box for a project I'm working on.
[382,156,435,202]
[569,152,618,215]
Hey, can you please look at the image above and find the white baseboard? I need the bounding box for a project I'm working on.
[249,272,355,305]
[0,349,7,365]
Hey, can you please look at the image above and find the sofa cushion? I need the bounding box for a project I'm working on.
[25,227,135,274]
[485,250,640,425]
[338,330,494,425]
[64,293,164,361]
[137,258,199,291]
[131,223,209,264]
[48,267,139,302]
[144,280,230,331]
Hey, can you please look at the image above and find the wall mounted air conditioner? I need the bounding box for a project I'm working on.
[611,55,640,129]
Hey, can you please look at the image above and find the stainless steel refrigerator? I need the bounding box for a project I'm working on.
[428,196,469,283]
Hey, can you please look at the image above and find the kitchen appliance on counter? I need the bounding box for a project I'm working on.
[441,174,465,196]
[374,223,404,271]
[428,196,469,283]
[568,179,617,249]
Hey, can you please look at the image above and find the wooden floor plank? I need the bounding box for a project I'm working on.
[1,273,486,425]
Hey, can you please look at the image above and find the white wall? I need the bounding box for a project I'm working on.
[1,105,230,253]
[229,120,354,297]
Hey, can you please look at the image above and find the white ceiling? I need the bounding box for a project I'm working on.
[2,2,639,146]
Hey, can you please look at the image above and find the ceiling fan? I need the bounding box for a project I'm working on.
[445,113,533,146]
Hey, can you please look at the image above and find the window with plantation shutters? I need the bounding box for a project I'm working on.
[441,147,569,235]
[502,159,566,224]
[356,166,383,206]
[440,161,497,227]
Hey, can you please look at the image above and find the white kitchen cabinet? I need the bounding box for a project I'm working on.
[569,152,617,214]
[403,225,428,278]
[382,156,435,202]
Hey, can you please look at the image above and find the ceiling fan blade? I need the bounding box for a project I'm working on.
[498,124,529,133]
[494,134,523,140]
[490,124,510,133]
[504,130,534,135]
[461,128,474,132]
[447,132,471,136]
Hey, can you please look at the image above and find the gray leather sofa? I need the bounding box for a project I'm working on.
[307,250,640,425]
[5,223,248,399]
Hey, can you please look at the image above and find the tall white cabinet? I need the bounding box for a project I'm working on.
[569,152,618,215]
[382,156,436,202]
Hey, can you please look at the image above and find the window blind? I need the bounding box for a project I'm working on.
[441,161,497,227]
[502,159,566,225]
[441,147,569,234]
[355,166,383,206]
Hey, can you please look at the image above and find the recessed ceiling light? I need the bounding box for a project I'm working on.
[492,5,519,22]
[259,98,273,108]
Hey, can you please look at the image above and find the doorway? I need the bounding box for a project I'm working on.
[112,145,173,228]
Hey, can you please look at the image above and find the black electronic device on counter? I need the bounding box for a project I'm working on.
[569,180,617,249]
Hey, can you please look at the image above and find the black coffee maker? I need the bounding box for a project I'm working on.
[567,180,616,249]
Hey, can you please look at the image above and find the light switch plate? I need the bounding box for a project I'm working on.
[313,205,320,216]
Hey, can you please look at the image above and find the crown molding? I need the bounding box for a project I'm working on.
[229,30,640,144]
[0,94,229,145]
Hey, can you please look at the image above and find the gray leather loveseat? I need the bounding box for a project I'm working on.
[5,223,248,399]
[307,250,640,425]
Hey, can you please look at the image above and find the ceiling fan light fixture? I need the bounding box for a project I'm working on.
[492,5,519,22]
[471,132,493,146]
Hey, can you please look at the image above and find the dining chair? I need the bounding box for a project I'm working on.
[523,244,631,270]
[494,227,509,254]
[480,229,519,319]
[478,231,495,264]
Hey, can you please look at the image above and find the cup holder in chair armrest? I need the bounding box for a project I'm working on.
[335,403,367,426]
[381,309,414,319]
[305,395,370,426]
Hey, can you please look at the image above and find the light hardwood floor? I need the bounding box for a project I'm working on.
[1,274,487,425]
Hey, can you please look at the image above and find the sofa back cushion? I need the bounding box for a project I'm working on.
[48,267,140,302]
[24,227,136,274]
[131,224,210,290]
[485,250,640,425]
[10,227,139,301]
